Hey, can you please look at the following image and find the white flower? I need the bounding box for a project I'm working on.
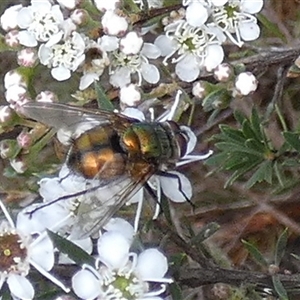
[38,31,86,81]
[210,0,263,47]
[72,229,172,300]
[0,201,69,299]
[110,42,161,87]
[234,71,258,95]
[0,4,22,31]
[155,20,224,82]
[16,165,86,237]
[17,0,65,47]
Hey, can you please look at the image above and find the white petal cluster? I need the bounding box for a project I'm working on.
[38,31,86,81]
[72,219,172,300]
[155,20,224,82]
[0,201,69,299]
[154,0,263,81]
[209,0,264,47]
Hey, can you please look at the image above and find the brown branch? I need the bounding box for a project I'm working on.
[154,219,300,294]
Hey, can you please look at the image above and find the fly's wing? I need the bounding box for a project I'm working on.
[70,164,155,239]
[19,102,135,133]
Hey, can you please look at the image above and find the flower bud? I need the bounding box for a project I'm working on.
[10,157,27,174]
[192,81,208,100]
[17,48,38,67]
[102,10,128,36]
[71,9,89,25]
[17,130,33,149]
[94,0,120,11]
[234,72,258,96]
[213,63,233,82]
[36,91,58,103]
[120,84,141,107]
[4,29,20,48]
[120,32,143,55]
[0,106,15,125]
[0,4,22,31]
[4,70,27,89]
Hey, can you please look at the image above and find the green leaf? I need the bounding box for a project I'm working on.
[275,228,288,267]
[225,160,261,187]
[245,138,266,152]
[257,14,287,43]
[169,282,183,300]
[242,239,268,267]
[219,125,246,144]
[225,156,260,172]
[47,230,95,266]
[204,152,229,166]
[242,119,257,140]
[273,160,284,187]
[190,222,220,244]
[234,110,246,125]
[283,132,300,152]
[202,89,230,112]
[272,275,289,300]
[245,160,273,188]
[215,141,263,156]
[250,109,263,139]
[94,82,114,111]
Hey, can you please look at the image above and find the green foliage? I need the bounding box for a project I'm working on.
[257,14,287,43]
[241,240,269,268]
[206,109,276,188]
[47,230,95,266]
[274,228,288,267]
[190,222,220,244]
[272,275,289,300]
[243,229,290,299]
[94,82,115,111]
[206,109,300,188]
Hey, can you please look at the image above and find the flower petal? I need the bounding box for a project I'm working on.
[175,55,200,82]
[30,235,54,271]
[241,0,263,14]
[7,274,34,300]
[239,21,260,42]
[141,43,161,59]
[186,2,208,27]
[141,63,160,84]
[72,269,101,299]
[51,66,71,81]
[136,249,168,279]
[160,171,192,202]
[97,231,130,269]
[104,218,134,243]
